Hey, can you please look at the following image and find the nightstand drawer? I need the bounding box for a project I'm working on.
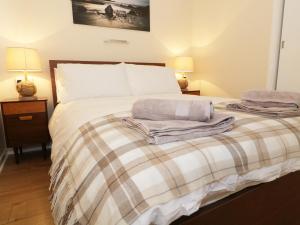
[2,101,46,115]
[4,113,49,147]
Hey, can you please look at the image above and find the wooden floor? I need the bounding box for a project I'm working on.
[0,152,54,225]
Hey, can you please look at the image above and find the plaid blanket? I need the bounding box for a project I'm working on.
[50,109,300,225]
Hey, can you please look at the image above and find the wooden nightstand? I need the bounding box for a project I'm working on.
[182,90,201,96]
[0,98,50,164]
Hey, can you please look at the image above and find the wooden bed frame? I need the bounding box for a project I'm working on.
[49,60,300,225]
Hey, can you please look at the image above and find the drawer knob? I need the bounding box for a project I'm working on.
[18,116,33,121]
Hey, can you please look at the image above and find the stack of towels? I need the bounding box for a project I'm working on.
[226,90,300,118]
[122,99,235,145]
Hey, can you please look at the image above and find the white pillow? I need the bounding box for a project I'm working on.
[56,63,131,103]
[125,64,181,96]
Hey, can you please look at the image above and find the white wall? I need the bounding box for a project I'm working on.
[190,0,276,98]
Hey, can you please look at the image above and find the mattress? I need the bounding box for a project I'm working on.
[49,94,300,225]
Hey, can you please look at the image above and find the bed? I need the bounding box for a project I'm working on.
[48,60,300,225]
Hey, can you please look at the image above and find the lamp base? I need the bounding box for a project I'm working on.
[16,80,37,99]
[178,78,189,90]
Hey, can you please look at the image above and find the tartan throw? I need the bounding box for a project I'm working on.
[50,109,300,225]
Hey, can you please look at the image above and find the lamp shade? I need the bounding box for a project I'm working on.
[6,47,42,72]
[174,57,194,73]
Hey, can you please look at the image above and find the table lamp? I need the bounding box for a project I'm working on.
[6,47,42,100]
[174,56,194,90]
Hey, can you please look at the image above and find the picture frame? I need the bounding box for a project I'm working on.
[71,0,150,32]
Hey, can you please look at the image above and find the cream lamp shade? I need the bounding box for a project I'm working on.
[6,47,42,72]
[6,47,42,99]
[174,56,194,73]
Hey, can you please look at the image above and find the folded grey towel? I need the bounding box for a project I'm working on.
[242,90,300,108]
[122,113,235,145]
[227,90,300,118]
[132,99,214,122]
[226,102,300,118]
[241,100,299,109]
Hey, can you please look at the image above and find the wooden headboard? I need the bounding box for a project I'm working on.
[49,60,166,107]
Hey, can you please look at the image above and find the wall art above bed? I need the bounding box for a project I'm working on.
[71,0,150,31]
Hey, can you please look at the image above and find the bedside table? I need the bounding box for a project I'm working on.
[0,98,50,164]
[182,90,201,96]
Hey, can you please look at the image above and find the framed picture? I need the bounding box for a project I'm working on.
[71,0,150,32]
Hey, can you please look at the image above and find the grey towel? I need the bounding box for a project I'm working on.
[242,90,300,108]
[227,90,300,118]
[132,99,214,122]
[122,113,235,145]
[226,102,300,118]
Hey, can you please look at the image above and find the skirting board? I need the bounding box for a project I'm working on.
[0,148,8,173]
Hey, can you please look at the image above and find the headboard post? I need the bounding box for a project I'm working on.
[49,60,166,107]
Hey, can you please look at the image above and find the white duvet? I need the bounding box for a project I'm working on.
[49,94,300,225]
